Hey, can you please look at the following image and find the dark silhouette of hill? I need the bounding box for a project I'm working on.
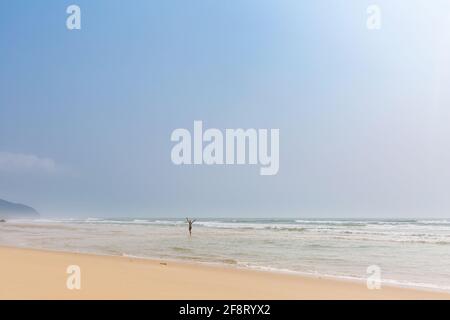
[0,199,39,219]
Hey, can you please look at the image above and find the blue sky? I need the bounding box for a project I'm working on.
[1,1,450,218]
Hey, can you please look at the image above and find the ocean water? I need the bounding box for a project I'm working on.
[1,218,450,292]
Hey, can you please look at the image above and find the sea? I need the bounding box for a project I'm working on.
[1,217,449,292]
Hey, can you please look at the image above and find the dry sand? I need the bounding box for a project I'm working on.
[0,246,449,300]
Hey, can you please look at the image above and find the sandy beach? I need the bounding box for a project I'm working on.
[0,246,449,300]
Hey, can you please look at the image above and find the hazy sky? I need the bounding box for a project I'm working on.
[1,1,450,218]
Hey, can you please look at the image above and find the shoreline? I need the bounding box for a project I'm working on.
[1,245,449,299]
[120,252,450,294]
[3,244,449,294]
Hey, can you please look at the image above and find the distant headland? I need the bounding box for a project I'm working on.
[0,199,39,219]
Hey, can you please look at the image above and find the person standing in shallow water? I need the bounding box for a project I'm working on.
[186,218,196,236]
